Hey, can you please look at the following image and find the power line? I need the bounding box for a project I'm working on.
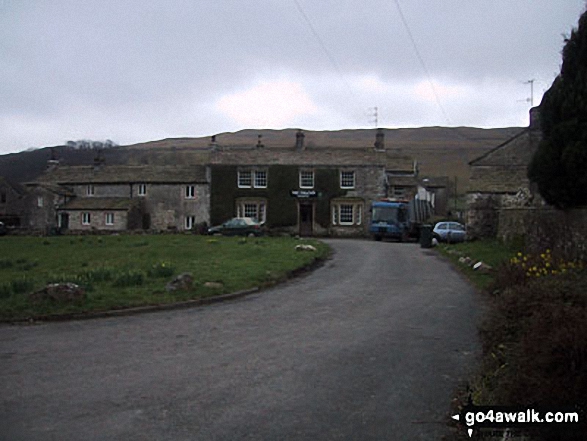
[292,0,358,100]
[392,0,451,125]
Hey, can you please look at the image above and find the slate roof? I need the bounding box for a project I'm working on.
[0,176,26,195]
[209,147,415,172]
[468,128,541,193]
[59,197,140,211]
[34,165,208,185]
[469,129,539,167]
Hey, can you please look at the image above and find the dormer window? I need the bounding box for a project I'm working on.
[86,185,95,196]
[138,184,147,196]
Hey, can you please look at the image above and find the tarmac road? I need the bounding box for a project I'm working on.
[0,239,479,440]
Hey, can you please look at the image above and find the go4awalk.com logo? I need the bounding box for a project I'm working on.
[452,404,585,438]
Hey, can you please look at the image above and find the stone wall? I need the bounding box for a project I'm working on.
[498,207,587,260]
[145,184,210,231]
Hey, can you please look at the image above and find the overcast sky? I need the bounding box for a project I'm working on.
[1,0,585,154]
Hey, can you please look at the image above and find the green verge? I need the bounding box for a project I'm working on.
[435,239,516,290]
[0,235,330,321]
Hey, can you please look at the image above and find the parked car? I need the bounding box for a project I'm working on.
[207,217,265,237]
[432,221,466,243]
[0,221,6,236]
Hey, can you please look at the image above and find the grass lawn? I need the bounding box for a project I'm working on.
[435,239,518,290]
[0,235,329,321]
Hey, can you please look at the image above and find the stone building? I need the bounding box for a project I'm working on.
[0,177,27,227]
[25,164,210,232]
[209,129,422,236]
[467,107,543,238]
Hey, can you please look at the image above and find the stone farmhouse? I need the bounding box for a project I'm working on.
[5,129,446,236]
[25,163,210,233]
[467,108,543,238]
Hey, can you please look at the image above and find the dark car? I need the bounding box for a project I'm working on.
[0,221,6,236]
[433,221,467,243]
[207,217,265,237]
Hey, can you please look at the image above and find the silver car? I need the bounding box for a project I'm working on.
[433,221,466,243]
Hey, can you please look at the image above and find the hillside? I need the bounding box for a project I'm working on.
[0,126,522,192]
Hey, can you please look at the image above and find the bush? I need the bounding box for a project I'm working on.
[478,270,587,412]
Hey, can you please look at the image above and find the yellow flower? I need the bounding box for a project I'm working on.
[517,252,523,257]
[523,256,528,262]
[545,262,551,268]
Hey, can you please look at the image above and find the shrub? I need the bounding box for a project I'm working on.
[478,270,587,413]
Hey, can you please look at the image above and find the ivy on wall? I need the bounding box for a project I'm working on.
[210,165,348,228]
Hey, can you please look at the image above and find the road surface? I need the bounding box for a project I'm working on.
[1,239,479,440]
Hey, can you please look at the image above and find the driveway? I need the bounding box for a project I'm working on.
[0,239,479,440]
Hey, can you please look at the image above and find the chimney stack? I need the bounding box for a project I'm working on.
[47,147,60,171]
[374,128,385,151]
[529,107,541,132]
[93,149,105,170]
[209,134,219,150]
[256,134,264,149]
[295,129,305,151]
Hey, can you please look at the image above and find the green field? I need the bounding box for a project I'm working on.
[0,235,329,321]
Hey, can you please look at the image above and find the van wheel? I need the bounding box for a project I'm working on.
[374,235,382,241]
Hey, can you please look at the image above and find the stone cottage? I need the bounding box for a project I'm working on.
[467,107,543,238]
[25,163,210,232]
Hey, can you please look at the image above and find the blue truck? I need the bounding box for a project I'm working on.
[369,198,433,241]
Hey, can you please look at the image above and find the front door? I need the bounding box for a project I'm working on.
[58,213,69,230]
[299,202,313,236]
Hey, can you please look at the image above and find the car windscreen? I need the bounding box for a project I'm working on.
[372,206,398,223]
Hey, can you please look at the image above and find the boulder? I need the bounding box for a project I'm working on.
[204,281,223,289]
[295,244,317,252]
[165,273,194,292]
[29,283,86,303]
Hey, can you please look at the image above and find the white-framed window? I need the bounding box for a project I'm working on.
[254,170,267,188]
[299,170,314,189]
[236,199,267,223]
[86,185,95,196]
[185,185,195,199]
[138,184,147,196]
[238,169,268,188]
[37,196,44,207]
[331,200,363,226]
[105,213,114,225]
[340,171,355,189]
[82,212,91,225]
[238,170,252,188]
[185,215,196,230]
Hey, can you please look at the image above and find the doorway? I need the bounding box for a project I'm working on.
[298,202,314,236]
